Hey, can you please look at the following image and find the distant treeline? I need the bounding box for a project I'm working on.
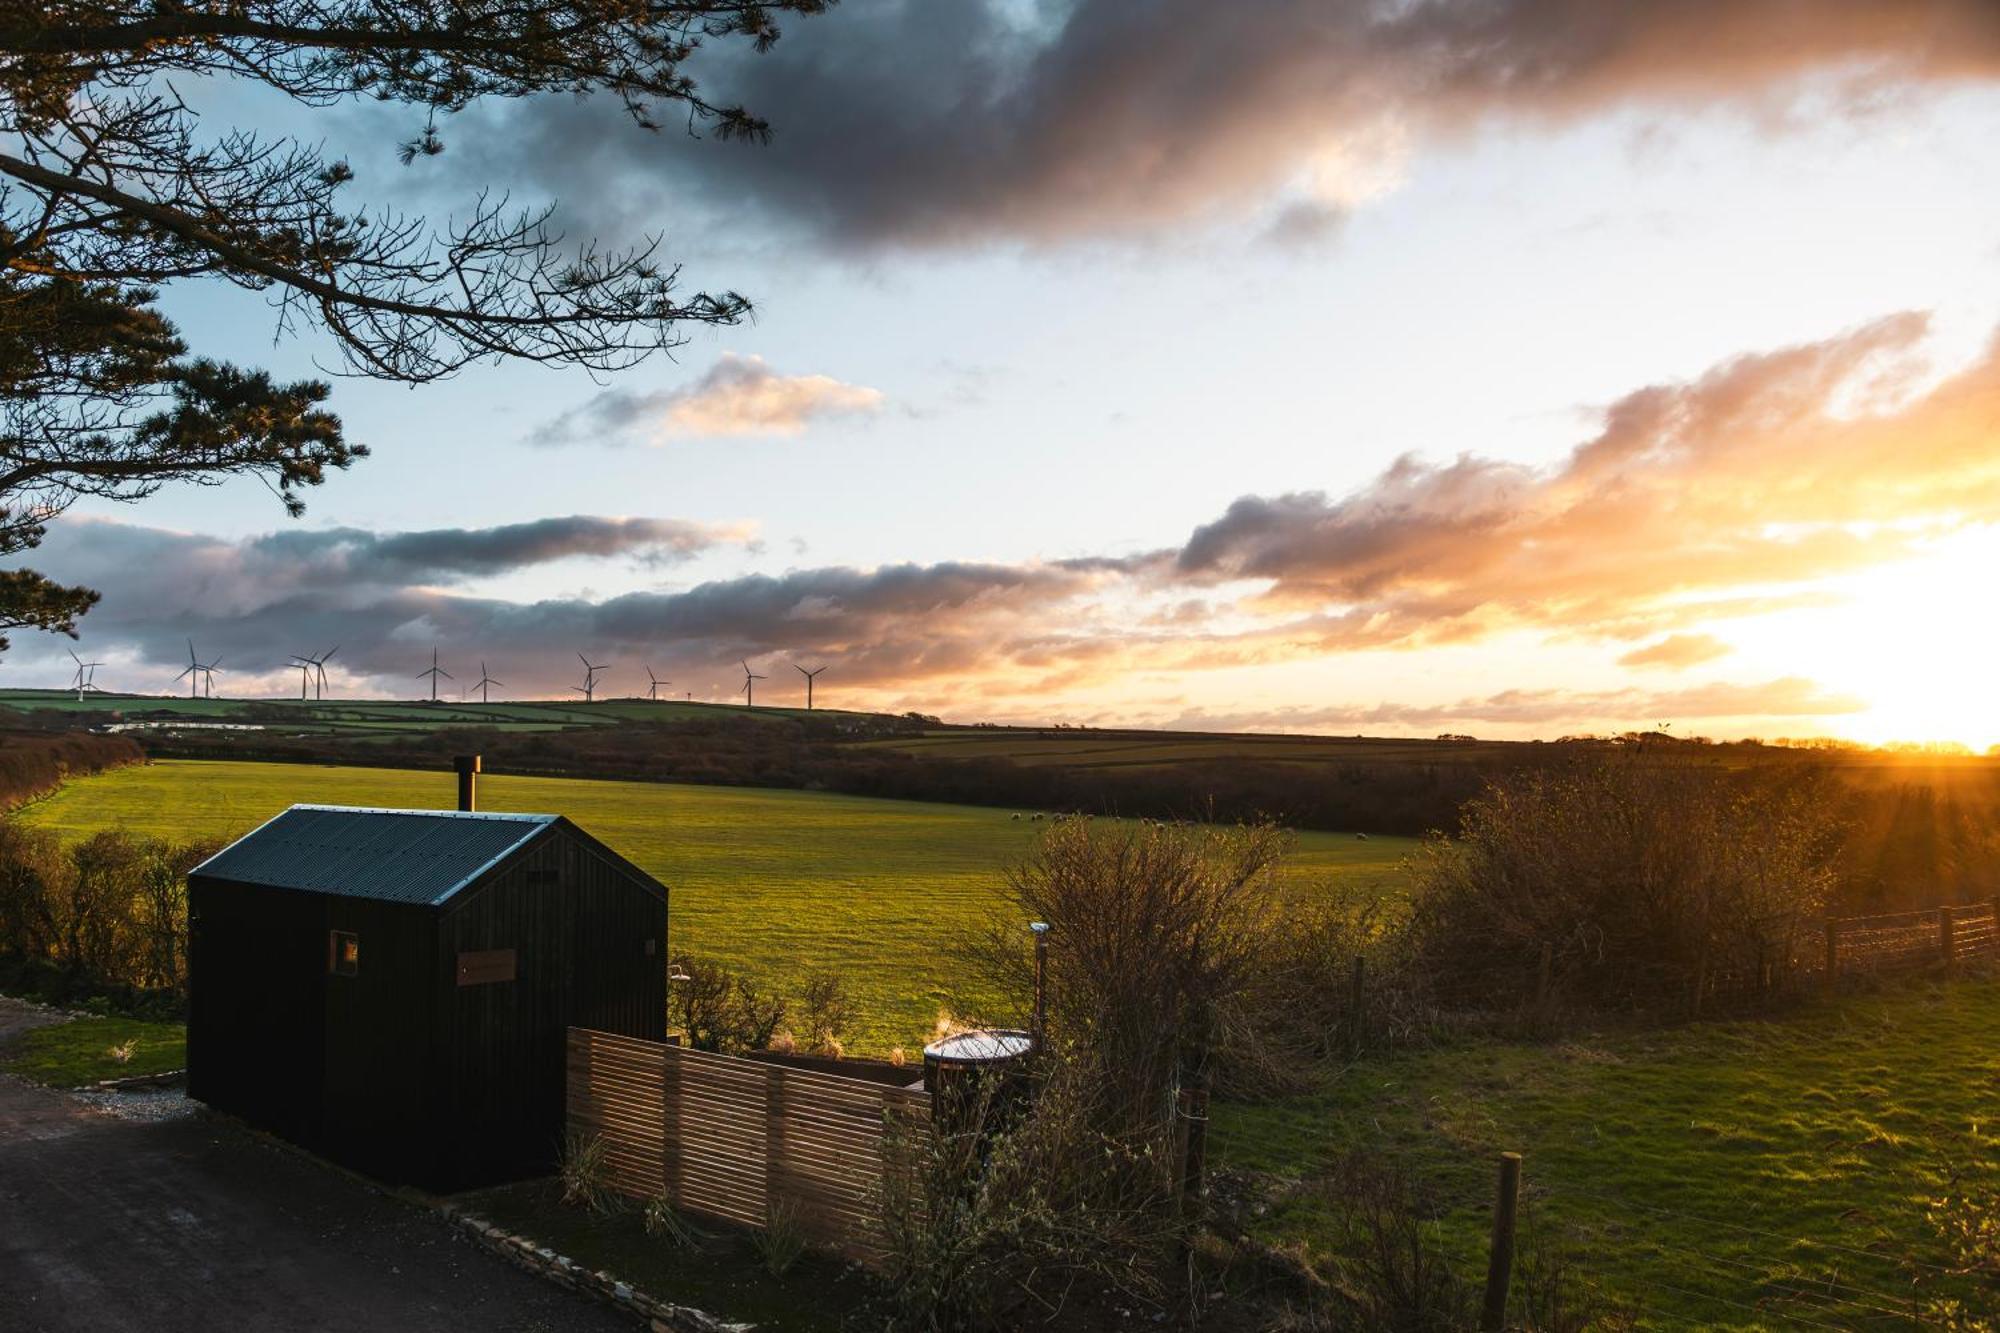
[0,729,144,810]
[145,715,1499,836]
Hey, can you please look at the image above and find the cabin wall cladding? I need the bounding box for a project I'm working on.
[566,1028,929,1263]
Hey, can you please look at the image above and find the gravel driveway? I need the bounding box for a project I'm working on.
[0,997,631,1332]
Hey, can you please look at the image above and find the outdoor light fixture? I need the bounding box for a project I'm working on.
[1030,921,1050,1049]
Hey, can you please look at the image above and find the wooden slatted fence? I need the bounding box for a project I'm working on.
[567,1028,929,1263]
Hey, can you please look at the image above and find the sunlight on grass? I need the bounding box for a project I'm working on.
[21,759,1416,1051]
[2,1016,185,1086]
[1213,982,2000,1329]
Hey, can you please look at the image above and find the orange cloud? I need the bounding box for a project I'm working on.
[1617,634,1733,670]
[1176,313,2000,650]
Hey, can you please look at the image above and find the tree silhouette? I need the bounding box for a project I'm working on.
[0,0,830,646]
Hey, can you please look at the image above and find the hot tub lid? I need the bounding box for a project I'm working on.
[923,1028,1033,1064]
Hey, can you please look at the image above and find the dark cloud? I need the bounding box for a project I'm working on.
[447,0,2000,247]
[23,518,1123,701]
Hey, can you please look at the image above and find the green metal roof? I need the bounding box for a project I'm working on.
[192,805,559,907]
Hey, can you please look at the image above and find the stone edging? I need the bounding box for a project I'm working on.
[434,1201,756,1333]
[86,1067,186,1091]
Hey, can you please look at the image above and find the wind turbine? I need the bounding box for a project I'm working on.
[198,655,222,699]
[645,667,669,701]
[572,653,608,703]
[473,662,503,703]
[314,646,338,700]
[173,640,202,698]
[417,645,452,703]
[287,652,316,700]
[794,663,826,710]
[740,659,767,708]
[67,649,104,700]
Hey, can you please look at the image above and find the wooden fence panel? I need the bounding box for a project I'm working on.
[566,1028,929,1263]
[565,1028,666,1198]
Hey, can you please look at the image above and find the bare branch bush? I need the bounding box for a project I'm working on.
[668,953,787,1053]
[1404,755,1844,1012]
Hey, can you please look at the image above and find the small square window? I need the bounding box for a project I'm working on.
[329,930,359,977]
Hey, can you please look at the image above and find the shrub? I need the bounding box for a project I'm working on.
[669,954,789,1053]
[878,1053,1177,1331]
[1404,755,1843,1011]
[0,817,216,1008]
[798,970,854,1056]
[963,817,1286,1142]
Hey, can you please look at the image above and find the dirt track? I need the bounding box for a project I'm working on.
[0,997,630,1332]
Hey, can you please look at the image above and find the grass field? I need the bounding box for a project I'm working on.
[20,759,1415,1051]
[1,1015,186,1086]
[1218,980,2000,1329]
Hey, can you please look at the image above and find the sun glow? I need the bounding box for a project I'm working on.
[1728,525,2000,751]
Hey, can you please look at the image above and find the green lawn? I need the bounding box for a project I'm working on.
[1216,980,2000,1329]
[20,759,1415,1052]
[2,1015,186,1086]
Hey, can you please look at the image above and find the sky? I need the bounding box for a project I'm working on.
[18,0,2000,746]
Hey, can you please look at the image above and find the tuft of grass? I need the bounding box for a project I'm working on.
[558,1130,616,1215]
[754,1197,809,1277]
[23,759,1414,1052]
[641,1194,707,1252]
[1,1016,184,1086]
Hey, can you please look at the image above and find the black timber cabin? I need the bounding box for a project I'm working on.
[187,771,666,1191]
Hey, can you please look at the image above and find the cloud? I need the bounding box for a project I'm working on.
[1172,312,2000,650]
[20,516,1127,702]
[1160,677,1864,735]
[533,354,884,444]
[450,0,2000,248]
[18,311,2000,730]
[1618,633,1732,670]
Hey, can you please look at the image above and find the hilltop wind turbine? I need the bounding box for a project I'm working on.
[286,651,318,700]
[417,646,453,702]
[794,663,826,710]
[573,653,609,703]
[314,646,338,700]
[67,649,103,700]
[173,640,202,698]
[645,667,669,701]
[473,662,503,703]
[197,655,222,698]
[739,659,767,708]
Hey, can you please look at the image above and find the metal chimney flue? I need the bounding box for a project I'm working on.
[454,755,480,812]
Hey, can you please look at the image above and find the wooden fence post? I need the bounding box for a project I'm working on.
[1824,918,1839,984]
[1940,907,1956,974]
[1480,1152,1523,1333]
[1347,955,1366,1059]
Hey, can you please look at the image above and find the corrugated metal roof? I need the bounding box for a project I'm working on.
[192,805,559,907]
